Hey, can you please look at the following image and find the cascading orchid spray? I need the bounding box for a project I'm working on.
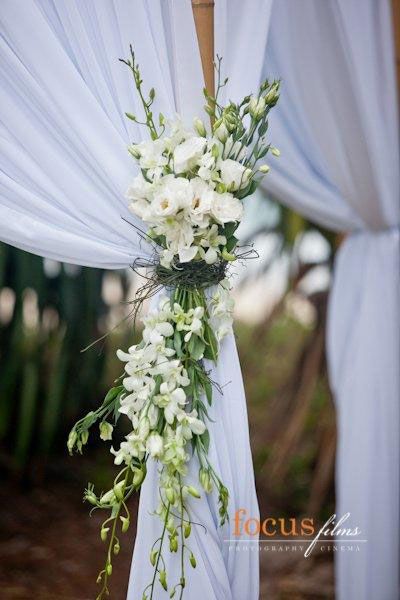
[68,46,280,599]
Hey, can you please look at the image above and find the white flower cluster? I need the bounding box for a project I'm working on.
[126,119,250,268]
[112,285,233,476]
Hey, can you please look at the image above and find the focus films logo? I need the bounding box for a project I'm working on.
[226,510,365,556]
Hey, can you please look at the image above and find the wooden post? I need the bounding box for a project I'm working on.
[392,0,400,97]
[191,0,215,97]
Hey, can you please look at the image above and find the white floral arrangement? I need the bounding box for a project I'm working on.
[68,48,280,600]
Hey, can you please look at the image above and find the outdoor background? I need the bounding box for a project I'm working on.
[0,192,337,599]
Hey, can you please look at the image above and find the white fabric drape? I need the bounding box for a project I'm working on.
[0,0,205,268]
[220,1,399,598]
[0,1,260,599]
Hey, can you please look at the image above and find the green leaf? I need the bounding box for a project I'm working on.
[188,335,205,361]
[174,330,183,358]
[257,145,270,160]
[226,235,238,253]
[203,324,218,361]
[203,378,213,406]
[223,222,239,238]
[105,385,124,405]
[258,119,269,136]
[200,429,210,453]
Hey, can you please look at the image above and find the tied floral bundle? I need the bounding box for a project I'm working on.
[68,48,280,600]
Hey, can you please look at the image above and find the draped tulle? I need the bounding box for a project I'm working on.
[0,2,261,598]
[219,2,400,598]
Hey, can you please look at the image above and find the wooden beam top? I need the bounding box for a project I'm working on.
[192,0,215,97]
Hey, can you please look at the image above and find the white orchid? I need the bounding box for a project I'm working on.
[155,359,190,390]
[146,432,164,458]
[163,426,189,473]
[176,409,206,439]
[154,384,187,424]
[183,306,204,342]
[142,320,174,345]
[198,223,226,264]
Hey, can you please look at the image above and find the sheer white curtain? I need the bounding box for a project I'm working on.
[221,0,400,598]
[0,0,204,267]
[0,1,259,599]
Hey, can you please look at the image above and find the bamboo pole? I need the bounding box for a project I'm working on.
[191,0,215,97]
[392,0,400,97]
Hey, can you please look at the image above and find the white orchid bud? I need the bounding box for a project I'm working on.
[169,535,178,552]
[120,516,130,533]
[99,421,113,441]
[249,95,266,119]
[199,468,213,493]
[150,549,158,566]
[128,145,141,159]
[165,487,176,504]
[259,164,270,173]
[132,464,146,487]
[138,416,150,440]
[67,430,77,454]
[187,485,201,499]
[100,489,116,505]
[271,147,280,157]
[159,570,167,591]
[113,480,125,501]
[193,117,207,137]
[166,516,175,533]
[264,83,280,105]
[214,122,229,143]
[221,247,237,262]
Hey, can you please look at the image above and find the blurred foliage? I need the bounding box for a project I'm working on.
[0,243,131,474]
[0,202,337,519]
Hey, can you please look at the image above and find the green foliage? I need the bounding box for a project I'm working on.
[0,242,128,471]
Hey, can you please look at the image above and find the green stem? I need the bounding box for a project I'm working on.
[96,467,130,600]
[179,476,186,600]
[149,501,171,600]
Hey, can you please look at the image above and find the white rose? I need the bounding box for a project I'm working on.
[211,192,243,224]
[151,176,191,217]
[126,173,152,201]
[189,178,213,226]
[137,139,168,171]
[126,173,153,220]
[173,136,207,174]
[161,217,194,254]
[128,199,151,220]
[219,158,251,191]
